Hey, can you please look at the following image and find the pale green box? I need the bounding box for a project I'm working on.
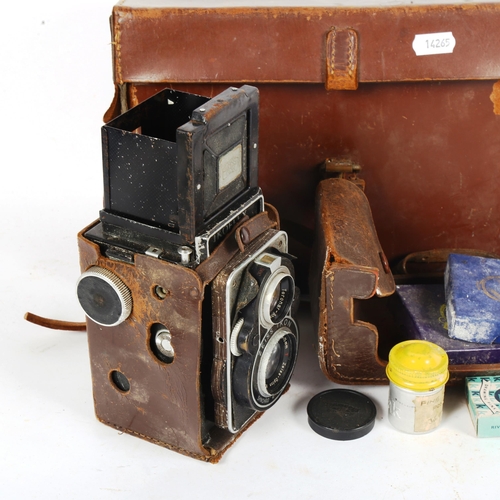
[466,376,500,437]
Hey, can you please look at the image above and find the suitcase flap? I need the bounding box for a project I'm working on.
[111,2,500,87]
[316,178,395,297]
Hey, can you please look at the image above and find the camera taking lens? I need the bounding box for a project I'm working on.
[257,326,295,398]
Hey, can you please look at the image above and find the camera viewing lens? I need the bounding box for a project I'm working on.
[257,326,296,398]
[269,287,281,313]
[260,269,294,328]
[76,266,132,327]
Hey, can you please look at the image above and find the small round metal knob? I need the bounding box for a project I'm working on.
[178,246,193,265]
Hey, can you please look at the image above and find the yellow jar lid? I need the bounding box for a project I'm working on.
[386,340,449,391]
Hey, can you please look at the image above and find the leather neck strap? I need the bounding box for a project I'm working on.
[24,312,87,331]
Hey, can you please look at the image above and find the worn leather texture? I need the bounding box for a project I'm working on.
[110,4,500,84]
[310,179,500,384]
[314,179,395,297]
[325,27,358,91]
[121,80,500,295]
[104,3,500,383]
[310,179,394,384]
[107,4,500,252]
[77,210,278,461]
[79,227,225,462]
[105,2,500,288]
[197,209,278,284]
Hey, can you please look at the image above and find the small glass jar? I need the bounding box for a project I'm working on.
[386,340,449,434]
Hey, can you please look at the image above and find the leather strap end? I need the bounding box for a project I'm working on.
[326,27,359,91]
[197,210,277,285]
[24,312,87,332]
[235,211,278,252]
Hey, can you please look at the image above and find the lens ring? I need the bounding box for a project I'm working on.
[76,266,132,327]
[259,267,294,328]
[256,326,295,398]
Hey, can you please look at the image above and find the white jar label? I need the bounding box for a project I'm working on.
[412,32,456,56]
[413,390,445,433]
[388,383,446,434]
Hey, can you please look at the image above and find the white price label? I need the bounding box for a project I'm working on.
[412,32,456,56]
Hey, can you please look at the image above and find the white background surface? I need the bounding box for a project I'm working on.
[2,1,499,499]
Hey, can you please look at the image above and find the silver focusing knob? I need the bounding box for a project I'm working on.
[76,266,132,327]
[230,317,245,357]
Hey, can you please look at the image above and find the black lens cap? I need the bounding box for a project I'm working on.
[307,389,377,440]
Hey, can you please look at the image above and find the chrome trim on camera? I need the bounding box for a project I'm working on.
[194,192,265,264]
[223,230,289,434]
[146,246,163,258]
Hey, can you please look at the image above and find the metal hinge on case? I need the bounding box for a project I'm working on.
[326,27,359,91]
[320,158,365,191]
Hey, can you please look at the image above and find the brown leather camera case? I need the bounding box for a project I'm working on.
[78,208,280,463]
[309,178,500,384]
[104,1,500,382]
[309,178,396,384]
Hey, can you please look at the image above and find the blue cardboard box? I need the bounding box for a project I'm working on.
[396,284,500,365]
[445,254,500,344]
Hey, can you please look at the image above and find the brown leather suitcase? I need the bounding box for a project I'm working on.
[105,1,500,383]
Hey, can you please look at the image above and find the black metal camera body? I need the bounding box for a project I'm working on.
[88,86,262,265]
[76,86,299,462]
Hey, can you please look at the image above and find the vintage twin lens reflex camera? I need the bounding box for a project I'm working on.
[76,85,300,462]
